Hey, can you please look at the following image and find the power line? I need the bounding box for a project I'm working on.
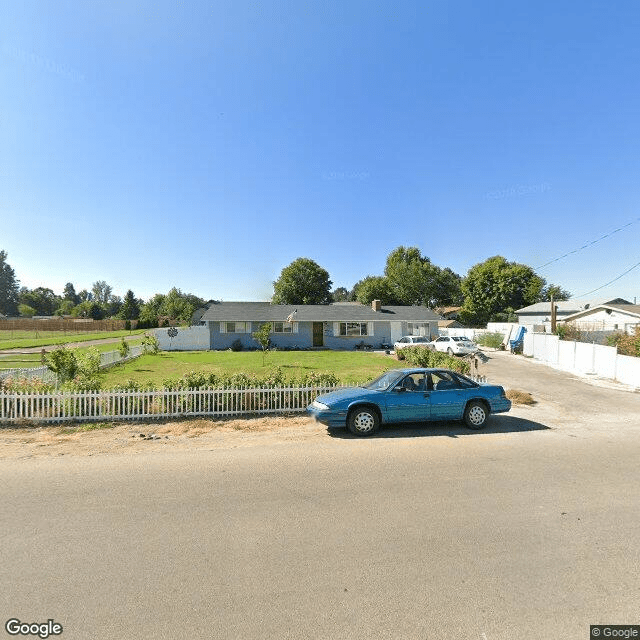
[572,259,640,299]
[536,217,640,270]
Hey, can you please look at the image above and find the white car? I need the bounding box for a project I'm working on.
[429,335,478,355]
[393,335,431,351]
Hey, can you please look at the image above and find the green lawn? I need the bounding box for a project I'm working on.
[100,350,406,387]
[0,338,144,370]
[0,329,147,351]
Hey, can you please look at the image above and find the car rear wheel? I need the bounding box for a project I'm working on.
[464,401,488,429]
[347,407,380,437]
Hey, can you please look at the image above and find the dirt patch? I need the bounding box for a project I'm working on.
[0,415,322,459]
[506,389,536,405]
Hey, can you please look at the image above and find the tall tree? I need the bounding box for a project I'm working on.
[159,288,205,324]
[272,258,333,305]
[460,256,545,326]
[91,280,113,305]
[63,282,80,305]
[331,287,351,302]
[383,246,462,307]
[351,275,398,305]
[0,250,20,316]
[18,287,60,316]
[539,284,571,302]
[119,290,141,320]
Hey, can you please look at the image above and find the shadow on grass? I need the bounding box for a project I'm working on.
[327,414,550,439]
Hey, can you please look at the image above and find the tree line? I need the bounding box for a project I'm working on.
[272,248,570,326]
[0,247,570,328]
[0,250,205,327]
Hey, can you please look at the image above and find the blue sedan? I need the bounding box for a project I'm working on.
[307,368,511,436]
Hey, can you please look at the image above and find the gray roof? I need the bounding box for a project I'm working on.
[200,302,440,323]
[516,298,631,315]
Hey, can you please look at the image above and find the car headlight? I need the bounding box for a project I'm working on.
[311,400,330,410]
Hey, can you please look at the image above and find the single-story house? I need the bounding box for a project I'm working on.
[560,303,640,334]
[515,298,631,330]
[195,300,441,350]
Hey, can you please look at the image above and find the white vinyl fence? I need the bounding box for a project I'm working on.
[0,385,339,425]
[523,333,640,388]
[0,346,143,384]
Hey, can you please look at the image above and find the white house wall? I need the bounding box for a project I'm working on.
[568,308,640,332]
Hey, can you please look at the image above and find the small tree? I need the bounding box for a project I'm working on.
[252,322,272,365]
[118,337,130,359]
[44,346,79,383]
[141,333,160,355]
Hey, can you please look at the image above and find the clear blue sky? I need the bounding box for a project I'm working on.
[2,1,639,303]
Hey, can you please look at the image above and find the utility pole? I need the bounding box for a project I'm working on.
[550,294,557,333]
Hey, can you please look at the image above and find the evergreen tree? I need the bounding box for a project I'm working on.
[0,250,20,316]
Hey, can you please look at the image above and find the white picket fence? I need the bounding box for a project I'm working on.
[0,346,143,384]
[0,385,340,424]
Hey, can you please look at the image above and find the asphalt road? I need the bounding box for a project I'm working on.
[2,353,640,640]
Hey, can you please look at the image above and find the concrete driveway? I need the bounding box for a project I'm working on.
[1,352,639,640]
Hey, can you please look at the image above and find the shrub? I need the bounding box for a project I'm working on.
[230,339,243,352]
[606,327,640,357]
[474,332,504,349]
[556,323,582,341]
[298,371,340,387]
[0,376,55,393]
[401,346,470,374]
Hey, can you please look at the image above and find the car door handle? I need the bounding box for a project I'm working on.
[423,392,430,398]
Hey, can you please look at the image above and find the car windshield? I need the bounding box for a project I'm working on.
[452,337,469,341]
[362,370,406,391]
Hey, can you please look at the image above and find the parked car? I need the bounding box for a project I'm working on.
[307,368,511,436]
[429,335,478,355]
[393,335,431,351]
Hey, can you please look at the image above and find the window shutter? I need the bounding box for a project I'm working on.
[367,322,374,336]
[293,322,299,334]
[245,322,251,333]
[220,322,226,334]
[333,322,340,336]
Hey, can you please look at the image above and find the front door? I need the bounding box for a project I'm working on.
[312,322,324,347]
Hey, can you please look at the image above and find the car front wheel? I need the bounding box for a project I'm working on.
[463,401,488,429]
[447,347,454,355]
[347,407,380,436]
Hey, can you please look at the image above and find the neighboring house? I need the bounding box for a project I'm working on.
[561,303,640,334]
[438,319,464,330]
[196,300,441,350]
[515,298,631,330]
[435,306,462,321]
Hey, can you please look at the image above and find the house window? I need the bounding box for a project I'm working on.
[221,321,250,334]
[273,322,293,334]
[339,322,368,336]
[407,322,429,336]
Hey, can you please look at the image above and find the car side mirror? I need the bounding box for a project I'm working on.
[393,386,406,393]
